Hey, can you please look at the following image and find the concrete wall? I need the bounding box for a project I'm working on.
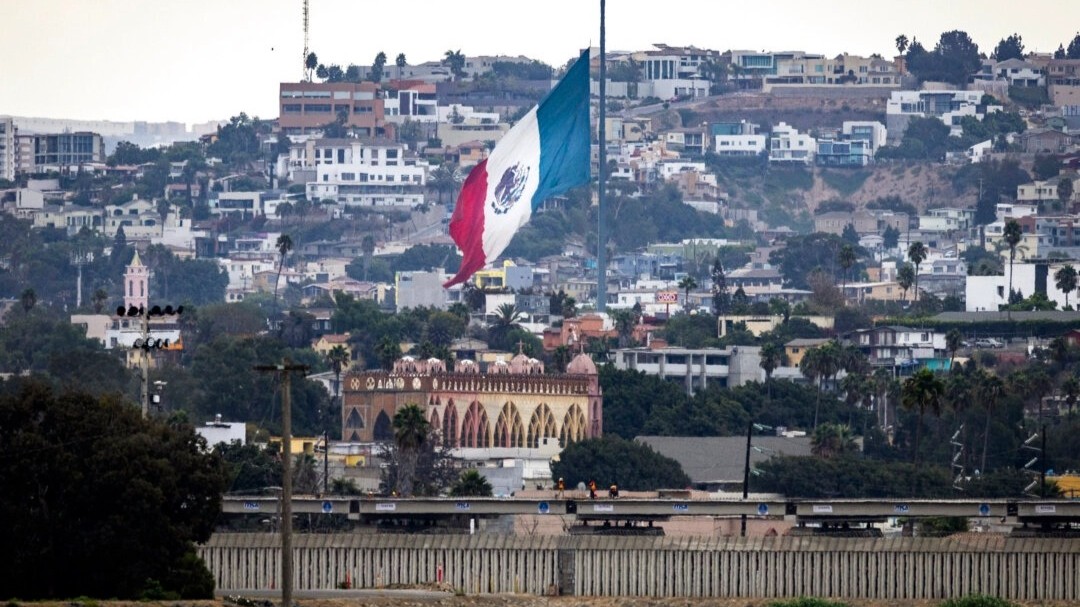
[200,533,1080,600]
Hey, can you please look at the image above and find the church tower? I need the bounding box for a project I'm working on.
[124,251,149,311]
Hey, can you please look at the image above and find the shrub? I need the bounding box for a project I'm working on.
[767,598,850,607]
[939,595,1017,607]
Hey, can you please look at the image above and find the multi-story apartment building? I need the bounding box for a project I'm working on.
[918,208,975,233]
[305,140,428,208]
[1017,180,1061,204]
[278,81,389,137]
[12,131,105,173]
[613,346,765,394]
[0,117,14,181]
[765,54,901,90]
[815,138,872,166]
[845,326,948,372]
[1047,59,1080,107]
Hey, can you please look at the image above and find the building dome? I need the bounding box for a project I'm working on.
[566,352,597,375]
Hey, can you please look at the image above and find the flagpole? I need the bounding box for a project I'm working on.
[596,0,607,313]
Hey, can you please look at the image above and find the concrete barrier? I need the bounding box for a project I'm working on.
[199,533,1080,600]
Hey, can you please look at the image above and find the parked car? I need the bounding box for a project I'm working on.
[974,338,1004,349]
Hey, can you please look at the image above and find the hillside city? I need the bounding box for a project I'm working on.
[7,29,1080,567]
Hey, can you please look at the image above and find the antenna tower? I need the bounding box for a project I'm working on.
[301,0,310,81]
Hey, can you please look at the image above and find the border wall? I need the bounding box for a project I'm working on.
[200,533,1080,600]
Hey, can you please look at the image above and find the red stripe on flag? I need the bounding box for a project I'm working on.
[443,160,489,287]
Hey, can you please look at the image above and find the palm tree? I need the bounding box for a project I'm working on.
[895,35,910,74]
[901,368,944,467]
[1062,376,1080,419]
[759,342,784,384]
[392,403,430,496]
[838,244,857,303]
[443,49,466,81]
[800,347,826,429]
[897,262,915,303]
[977,371,1003,473]
[945,329,964,370]
[896,34,910,55]
[326,345,350,406]
[91,287,109,314]
[677,276,698,311]
[305,52,318,82]
[375,335,401,371]
[907,241,927,303]
[449,469,493,497]
[361,234,376,281]
[872,367,895,432]
[395,53,407,80]
[1055,264,1078,309]
[611,309,637,348]
[274,234,293,309]
[276,201,294,225]
[1003,220,1023,304]
[811,423,857,459]
[20,288,36,313]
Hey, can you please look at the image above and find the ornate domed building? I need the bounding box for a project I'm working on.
[340,351,603,449]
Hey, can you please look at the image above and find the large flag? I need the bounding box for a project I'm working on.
[443,49,591,287]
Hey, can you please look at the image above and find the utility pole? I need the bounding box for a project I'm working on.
[741,417,752,537]
[596,0,607,312]
[254,359,309,607]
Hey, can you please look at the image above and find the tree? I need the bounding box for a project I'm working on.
[1032,154,1062,181]
[0,381,226,599]
[759,341,785,401]
[395,53,407,80]
[375,335,401,371]
[895,34,910,59]
[677,275,698,310]
[20,287,36,313]
[216,441,282,494]
[1062,376,1080,419]
[711,257,731,314]
[1059,177,1074,209]
[1056,264,1078,309]
[1069,34,1080,59]
[906,30,981,87]
[326,344,349,410]
[907,241,927,302]
[274,233,293,309]
[443,49,466,81]
[370,51,387,83]
[91,287,109,313]
[391,403,429,496]
[946,328,964,369]
[1003,219,1023,305]
[305,52,318,81]
[901,369,944,467]
[992,33,1025,61]
[449,469,493,497]
[838,244,857,300]
[551,435,691,491]
[976,371,1004,473]
[811,423,858,459]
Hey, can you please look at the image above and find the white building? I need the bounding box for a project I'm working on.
[195,417,246,449]
[919,208,975,233]
[768,122,815,164]
[613,346,765,395]
[842,121,888,153]
[965,260,1078,311]
[306,142,428,208]
[886,90,984,142]
[713,121,766,157]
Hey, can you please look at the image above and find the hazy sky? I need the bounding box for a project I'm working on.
[4,0,1079,125]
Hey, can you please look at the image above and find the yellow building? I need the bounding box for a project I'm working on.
[312,333,353,370]
[472,260,516,290]
[785,338,830,368]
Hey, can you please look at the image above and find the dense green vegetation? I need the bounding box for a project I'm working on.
[0,380,226,599]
